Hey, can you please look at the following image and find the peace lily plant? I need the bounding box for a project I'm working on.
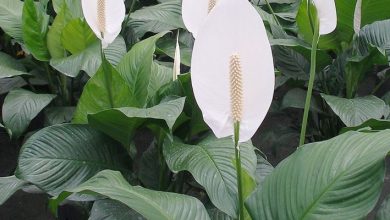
[299,0,337,146]
[81,0,125,48]
[182,0,219,37]
[185,0,275,218]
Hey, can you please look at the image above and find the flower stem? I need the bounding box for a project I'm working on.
[299,15,320,146]
[234,122,244,219]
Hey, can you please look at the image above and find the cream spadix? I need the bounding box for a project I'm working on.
[182,0,219,38]
[312,0,337,35]
[81,0,125,48]
[191,0,275,142]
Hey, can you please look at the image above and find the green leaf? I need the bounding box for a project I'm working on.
[0,176,28,205]
[50,37,126,77]
[164,135,257,218]
[355,19,390,63]
[73,59,133,124]
[47,5,72,58]
[128,0,185,38]
[0,0,24,41]
[157,36,192,66]
[149,62,174,98]
[2,89,55,138]
[254,154,273,185]
[66,170,211,220]
[297,0,357,50]
[0,77,26,95]
[44,107,75,126]
[90,199,145,220]
[340,119,390,133]
[245,130,390,220]
[207,208,234,220]
[88,97,185,147]
[360,0,390,27]
[52,0,82,18]
[0,52,30,79]
[116,32,168,107]
[15,124,131,195]
[376,194,390,220]
[322,94,388,127]
[22,0,50,61]
[281,88,322,112]
[61,18,97,54]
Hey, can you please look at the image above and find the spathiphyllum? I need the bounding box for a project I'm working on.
[81,0,125,48]
[299,0,337,146]
[312,0,337,35]
[190,0,274,218]
[182,0,219,37]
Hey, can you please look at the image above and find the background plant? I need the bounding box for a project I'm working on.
[0,0,389,219]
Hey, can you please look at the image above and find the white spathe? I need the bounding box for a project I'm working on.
[182,0,219,38]
[81,0,125,48]
[313,0,337,35]
[191,0,275,142]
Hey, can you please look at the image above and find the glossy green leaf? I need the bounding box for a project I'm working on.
[0,77,26,95]
[149,62,174,97]
[66,170,211,220]
[47,5,72,58]
[0,0,24,41]
[281,88,322,112]
[73,59,133,124]
[164,135,257,218]
[128,0,185,38]
[157,36,192,66]
[0,52,30,79]
[341,119,390,133]
[90,199,145,220]
[255,154,274,185]
[15,124,131,195]
[52,0,82,18]
[0,176,28,205]
[207,208,233,220]
[2,89,55,138]
[116,32,167,107]
[61,18,97,54]
[22,0,50,61]
[50,37,126,77]
[322,94,388,127]
[246,130,390,220]
[360,0,390,27]
[88,97,185,147]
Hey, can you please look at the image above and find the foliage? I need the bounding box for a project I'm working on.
[0,0,389,219]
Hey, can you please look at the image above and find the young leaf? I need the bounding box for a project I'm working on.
[73,58,133,123]
[116,32,168,107]
[245,130,390,220]
[2,89,56,138]
[22,0,51,61]
[15,124,131,196]
[65,170,211,220]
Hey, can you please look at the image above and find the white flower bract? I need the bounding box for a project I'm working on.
[313,0,337,35]
[191,0,275,142]
[81,0,125,48]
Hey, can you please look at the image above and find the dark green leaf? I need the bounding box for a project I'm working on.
[164,135,257,218]
[66,170,211,220]
[0,176,28,205]
[90,199,145,220]
[0,52,30,79]
[15,124,131,195]
[2,89,55,138]
[0,0,24,41]
[246,130,390,220]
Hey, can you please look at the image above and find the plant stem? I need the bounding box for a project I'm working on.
[60,74,70,105]
[299,18,320,146]
[234,122,245,219]
[44,63,56,94]
[264,0,281,27]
